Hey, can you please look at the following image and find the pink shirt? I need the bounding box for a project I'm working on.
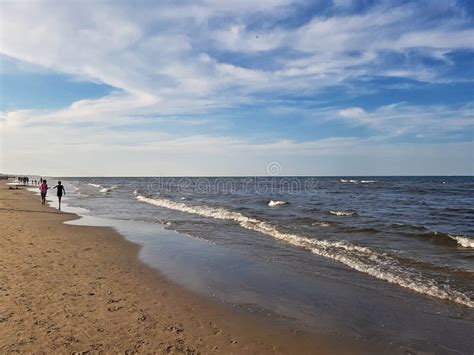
[40,183,48,193]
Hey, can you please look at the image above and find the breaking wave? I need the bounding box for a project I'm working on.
[87,183,101,188]
[448,234,474,248]
[100,185,118,193]
[268,200,288,207]
[330,210,356,217]
[136,195,473,308]
[392,223,474,249]
[340,179,376,184]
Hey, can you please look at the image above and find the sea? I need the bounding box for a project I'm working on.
[34,176,474,353]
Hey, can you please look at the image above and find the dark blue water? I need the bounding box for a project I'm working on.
[36,176,474,352]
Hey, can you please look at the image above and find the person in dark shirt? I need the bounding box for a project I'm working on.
[53,181,66,210]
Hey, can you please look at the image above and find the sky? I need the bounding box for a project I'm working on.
[0,0,473,176]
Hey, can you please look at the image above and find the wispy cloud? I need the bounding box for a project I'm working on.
[0,0,473,175]
[336,103,474,137]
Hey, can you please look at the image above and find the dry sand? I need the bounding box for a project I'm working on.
[0,183,361,353]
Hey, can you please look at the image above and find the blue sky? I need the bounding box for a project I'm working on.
[0,0,473,176]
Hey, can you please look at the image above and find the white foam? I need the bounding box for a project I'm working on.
[87,183,101,188]
[100,185,118,193]
[137,195,259,224]
[312,221,330,227]
[340,179,375,184]
[330,210,355,216]
[268,200,288,207]
[448,234,474,248]
[136,195,474,308]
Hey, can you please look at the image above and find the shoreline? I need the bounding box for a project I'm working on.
[0,182,362,353]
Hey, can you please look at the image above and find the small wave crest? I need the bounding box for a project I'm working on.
[268,200,288,207]
[100,185,118,193]
[312,221,330,227]
[392,223,474,249]
[448,234,474,248]
[136,195,473,308]
[339,179,359,183]
[340,179,376,184]
[87,183,101,188]
[329,210,356,217]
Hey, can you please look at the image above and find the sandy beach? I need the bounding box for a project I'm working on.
[0,183,361,354]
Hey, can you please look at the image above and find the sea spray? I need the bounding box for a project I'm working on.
[268,200,288,207]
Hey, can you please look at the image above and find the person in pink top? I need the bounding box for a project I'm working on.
[39,180,49,205]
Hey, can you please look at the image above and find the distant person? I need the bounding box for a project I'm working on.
[39,180,48,205]
[53,181,66,210]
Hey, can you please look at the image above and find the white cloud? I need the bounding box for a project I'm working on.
[213,24,285,53]
[336,103,474,137]
[1,0,473,175]
[1,0,473,126]
[338,107,368,120]
[2,119,472,175]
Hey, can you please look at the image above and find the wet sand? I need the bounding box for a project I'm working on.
[0,183,362,353]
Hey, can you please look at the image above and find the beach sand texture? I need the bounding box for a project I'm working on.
[0,184,356,354]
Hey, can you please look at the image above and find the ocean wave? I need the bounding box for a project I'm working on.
[340,179,359,183]
[391,223,473,249]
[329,210,356,217]
[444,207,474,215]
[343,226,380,234]
[312,221,330,227]
[268,200,288,207]
[136,195,473,308]
[340,179,376,184]
[100,185,118,193]
[87,183,101,188]
[447,234,474,248]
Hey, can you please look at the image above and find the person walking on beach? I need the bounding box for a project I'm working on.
[53,181,66,210]
[39,180,48,205]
